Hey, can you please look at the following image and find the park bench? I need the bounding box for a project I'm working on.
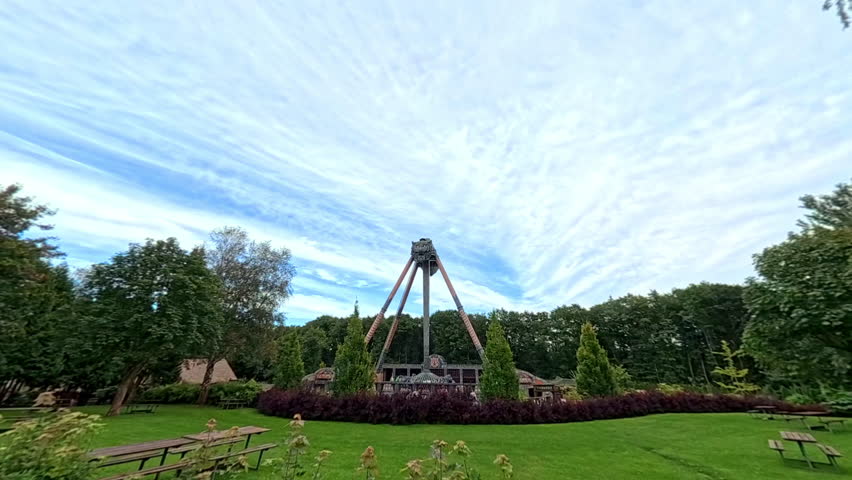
[97,460,192,480]
[122,403,159,414]
[768,439,785,459]
[173,442,278,478]
[211,442,278,470]
[88,437,195,471]
[169,436,244,458]
[218,398,247,409]
[816,418,846,433]
[816,444,843,469]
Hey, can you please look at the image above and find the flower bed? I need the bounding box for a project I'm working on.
[257,389,815,425]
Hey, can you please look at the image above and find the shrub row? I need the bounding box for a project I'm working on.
[257,389,817,425]
[139,380,263,404]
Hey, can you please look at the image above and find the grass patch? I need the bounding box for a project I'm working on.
[76,405,850,479]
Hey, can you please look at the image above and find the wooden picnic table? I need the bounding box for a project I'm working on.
[753,405,778,419]
[87,437,195,464]
[780,431,818,468]
[184,425,271,449]
[778,411,834,431]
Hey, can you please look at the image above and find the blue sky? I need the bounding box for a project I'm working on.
[2,1,850,324]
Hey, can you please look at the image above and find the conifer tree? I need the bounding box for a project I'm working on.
[332,306,373,396]
[575,322,617,397]
[274,332,305,390]
[479,321,518,401]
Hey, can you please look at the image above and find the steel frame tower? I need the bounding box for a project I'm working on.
[365,238,485,372]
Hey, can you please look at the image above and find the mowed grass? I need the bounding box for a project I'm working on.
[76,405,851,479]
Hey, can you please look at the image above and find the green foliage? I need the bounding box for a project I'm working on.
[479,321,518,401]
[78,238,225,414]
[575,322,616,397]
[266,414,331,480]
[0,184,71,390]
[200,226,295,399]
[610,364,633,393]
[209,380,264,404]
[300,327,329,373]
[711,341,760,395]
[275,332,305,390]
[656,383,686,395]
[177,418,246,479]
[332,317,374,396]
[0,410,101,480]
[744,181,852,391]
[140,383,202,403]
[823,388,852,414]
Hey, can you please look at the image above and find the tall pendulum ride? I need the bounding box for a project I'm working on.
[364,238,486,389]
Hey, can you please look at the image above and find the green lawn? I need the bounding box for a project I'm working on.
[76,405,850,479]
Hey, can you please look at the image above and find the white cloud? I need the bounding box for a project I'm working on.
[1,0,850,323]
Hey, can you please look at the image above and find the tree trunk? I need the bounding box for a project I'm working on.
[107,364,144,416]
[196,356,218,405]
[125,374,145,405]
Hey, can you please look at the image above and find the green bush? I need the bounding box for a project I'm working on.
[0,410,101,480]
[209,380,264,405]
[611,365,632,393]
[822,388,852,414]
[139,383,201,403]
[656,383,685,395]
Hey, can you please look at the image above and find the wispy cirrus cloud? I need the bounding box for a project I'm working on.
[1,1,850,324]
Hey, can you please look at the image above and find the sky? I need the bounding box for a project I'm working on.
[1,1,850,324]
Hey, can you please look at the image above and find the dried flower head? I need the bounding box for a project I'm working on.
[400,459,423,478]
[290,413,305,429]
[494,454,513,478]
[289,434,310,451]
[205,418,217,432]
[359,446,379,474]
[452,440,471,457]
[316,449,333,462]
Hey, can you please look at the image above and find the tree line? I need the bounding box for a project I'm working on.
[2,177,850,409]
[0,183,295,415]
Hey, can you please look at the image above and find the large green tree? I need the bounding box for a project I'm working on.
[332,311,374,396]
[274,331,305,389]
[197,226,294,404]
[575,322,617,397]
[0,184,72,400]
[744,179,852,390]
[79,238,225,415]
[479,320,518,401]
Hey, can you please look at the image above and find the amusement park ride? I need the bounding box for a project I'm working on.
[304,238,557,398]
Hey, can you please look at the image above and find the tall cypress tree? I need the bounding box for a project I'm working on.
[575,322,616,397]
[274,332,305,390]
[332,315,374,396]
[479,321,518,401]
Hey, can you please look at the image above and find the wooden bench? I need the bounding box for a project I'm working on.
[98,451,166,468]
[169,436,244,458]
[211,443,278,470]
[97,460,191,480]
[816,444,843,469]
[768,439,785,459]
[122,403,159,414]
[817,418,846,433]
[218,398,247,410]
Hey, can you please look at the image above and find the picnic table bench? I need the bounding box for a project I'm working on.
[184,425,271,449]
[88,437,195,471]
[218,398,247,409]
[121,403,159,414]
[0,407,50,431]
[752,405,778,419]
[777,410,844,432]
[89,425,272,480]
[770,431,844,470]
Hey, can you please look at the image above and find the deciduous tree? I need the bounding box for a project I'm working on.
[198,226,295,404]
[79,238,224,415]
